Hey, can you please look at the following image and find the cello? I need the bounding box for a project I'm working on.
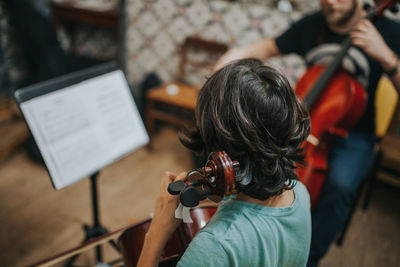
[294,0,398,205]
[119,151,239,267]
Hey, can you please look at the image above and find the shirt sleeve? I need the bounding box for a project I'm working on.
[177,231,230,267]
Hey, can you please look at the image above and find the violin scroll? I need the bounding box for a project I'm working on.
[167,151,239,207]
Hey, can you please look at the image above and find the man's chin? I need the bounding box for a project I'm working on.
[326,15,342,26]
[325,12,349,26]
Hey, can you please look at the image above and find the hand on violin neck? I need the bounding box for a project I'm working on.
[137,171,187,267]
[147,171,187,239]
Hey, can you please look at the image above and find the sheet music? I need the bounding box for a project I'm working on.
[21,70,149,189]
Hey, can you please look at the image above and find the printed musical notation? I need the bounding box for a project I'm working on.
[21,70,149,189]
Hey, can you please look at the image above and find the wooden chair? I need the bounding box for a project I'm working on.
[145,36,228,142]
[336,76,399,245]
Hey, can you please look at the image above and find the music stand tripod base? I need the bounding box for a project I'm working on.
[65,172,120,266]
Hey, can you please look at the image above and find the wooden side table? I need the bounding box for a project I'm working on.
[145,83,198,141]
[144,36,227,145]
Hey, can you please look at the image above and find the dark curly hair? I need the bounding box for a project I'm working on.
[179,58,310,200]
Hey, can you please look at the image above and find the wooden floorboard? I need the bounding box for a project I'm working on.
[0,127,399,266]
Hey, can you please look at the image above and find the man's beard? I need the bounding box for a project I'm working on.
[325,0,358,27]
[336,0,357,26]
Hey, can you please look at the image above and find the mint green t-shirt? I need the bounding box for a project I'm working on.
[177,182,311,267]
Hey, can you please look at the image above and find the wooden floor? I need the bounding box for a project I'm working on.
[0,127,399,267]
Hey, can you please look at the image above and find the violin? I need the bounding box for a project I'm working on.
[295,0,398,206]
[119,151,239,267]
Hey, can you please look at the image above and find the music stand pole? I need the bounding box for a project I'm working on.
[66,172,120,266]
[90,171,106,262]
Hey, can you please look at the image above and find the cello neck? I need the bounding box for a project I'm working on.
[304,37,352,108]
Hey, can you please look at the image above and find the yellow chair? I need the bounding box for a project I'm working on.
[375,76,398,138]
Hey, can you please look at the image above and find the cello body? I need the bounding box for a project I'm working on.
[292,0,399,206]
[295,65,367,205]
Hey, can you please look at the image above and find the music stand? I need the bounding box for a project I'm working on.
[14,62,149,265]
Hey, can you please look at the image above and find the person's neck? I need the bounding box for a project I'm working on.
[329,7,366,34]
[235,189,294,207]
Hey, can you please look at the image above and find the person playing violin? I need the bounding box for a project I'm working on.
[137,58,312,266]
[214,0,400,266]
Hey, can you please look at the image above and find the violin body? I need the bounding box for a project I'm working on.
[295,65,367,205]
[119,206,217,267]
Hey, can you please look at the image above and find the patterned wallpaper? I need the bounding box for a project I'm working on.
[2,0,399,94]
[125,0,316,94]
[124,0,400,93]
[0,0,318,93]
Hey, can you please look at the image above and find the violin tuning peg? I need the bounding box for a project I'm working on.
[180,187,201,207]
[167,180,187,195]
[186,169,205,181]
[180,187,212,207]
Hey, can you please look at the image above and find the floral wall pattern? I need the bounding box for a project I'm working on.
[125,0,316,93]
[2,0,399,94]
